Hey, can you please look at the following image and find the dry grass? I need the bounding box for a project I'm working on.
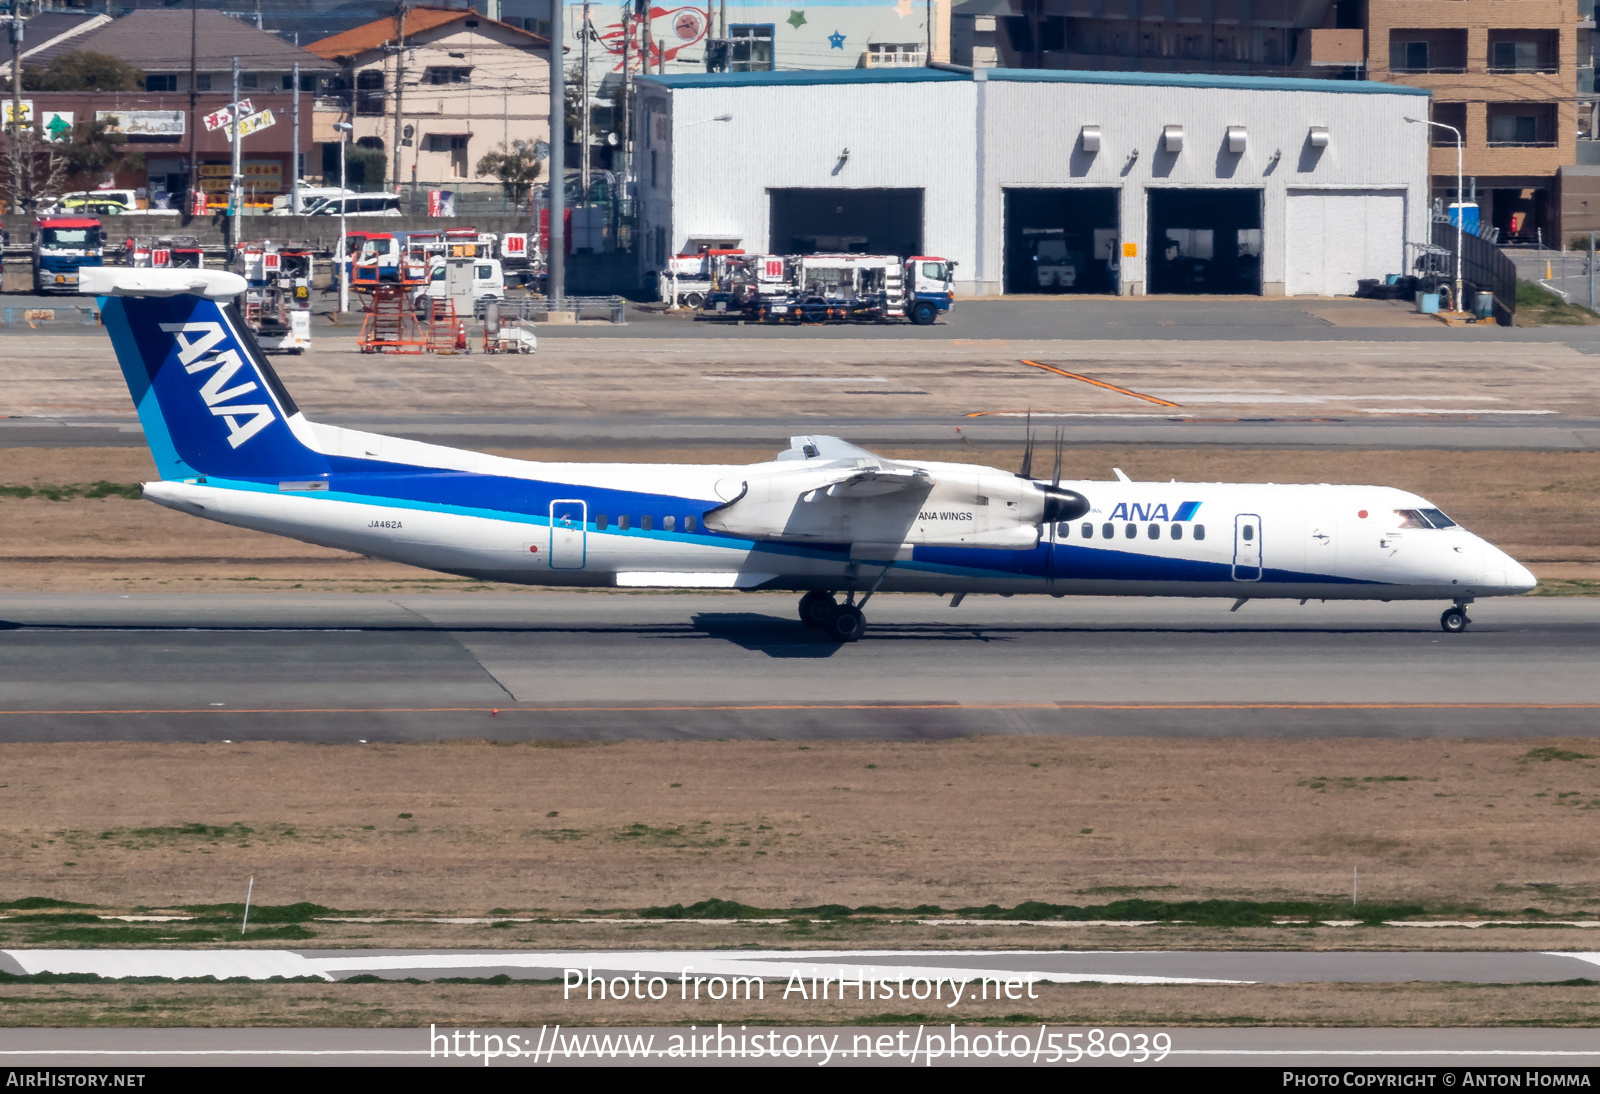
[4,738,1600,920]
[0,446,1595,592]
[3,978,1600,1028]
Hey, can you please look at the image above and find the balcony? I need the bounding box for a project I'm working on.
[1486,103,1559,147]
[1388,31,1468,74]
[1488,32,1560,73]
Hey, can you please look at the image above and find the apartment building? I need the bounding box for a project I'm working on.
[952,1,1580,242]
[1370,1,1575,244]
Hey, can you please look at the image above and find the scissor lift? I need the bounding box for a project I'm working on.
[355,260,463,353]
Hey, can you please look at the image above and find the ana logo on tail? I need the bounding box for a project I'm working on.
[159,321,276,448]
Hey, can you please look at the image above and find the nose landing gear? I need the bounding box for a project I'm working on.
[796,590,866,643]
[1440,605,1471,633]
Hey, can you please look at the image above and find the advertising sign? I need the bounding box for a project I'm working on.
[3,100,33,125]
[203,100,253,132]
[232,109,276,140]
[40,111,73,143]
[96,110,184,141]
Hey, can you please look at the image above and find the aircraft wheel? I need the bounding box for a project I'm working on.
[825,605,865,643]
[798,590,836,628]
[1440,607,1468,634]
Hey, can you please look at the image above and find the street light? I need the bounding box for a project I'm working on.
[334,121,353,315]
[1405,116,1463,314]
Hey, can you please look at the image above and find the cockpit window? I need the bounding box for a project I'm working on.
[1396,508,1457,529]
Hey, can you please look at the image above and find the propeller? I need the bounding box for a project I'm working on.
[1037,426,1090,522]
[1018,409,1034,480]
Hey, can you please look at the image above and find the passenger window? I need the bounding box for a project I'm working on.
[663,515,676,531]
[1242,525,1254,541]
[1194,524,1206,540]
[1171,524,1183,541]
[1101,523,1113,539]
[1081,522,1093,539]
[595,514,608,531]
[685,515,697,532]
[641,515,653,531]
[1125,523,1137,539]
[1147,523,1160,540]
[617,515,630,531]
[1056,522,1070,538]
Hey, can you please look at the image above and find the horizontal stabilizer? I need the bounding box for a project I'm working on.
[81,267,247,300]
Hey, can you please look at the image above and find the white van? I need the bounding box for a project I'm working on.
[412,256,505,317]
[302,193,402,217]
[270,185,358,215]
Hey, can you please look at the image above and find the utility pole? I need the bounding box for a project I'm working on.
[548,0,564,306]
[7,7,22,215]
[390,0,406,203]
[228,55,241,254]
[640,0,652,78]
[719,0,725,36]
[619,8,630,199]
[579,0,590,208]
[291,60,301,213]
[187,0,198,216]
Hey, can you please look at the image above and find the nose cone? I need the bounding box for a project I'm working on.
[1504,555,1538,595]
[1483,544,1537,595]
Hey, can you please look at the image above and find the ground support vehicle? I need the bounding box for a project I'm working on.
[903,256,957,325]
[123,235,204,269]
[498,231,539,287]
[661,249,748,309]
[412,256,505,320]
[231,240,315,354]
[695,252,955,325]
[32,216,103,294]
[480,300,537,354]
[356,261,463,354]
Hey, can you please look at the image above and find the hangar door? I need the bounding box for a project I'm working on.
[769,189,923,258]
[1285,190,1405,296]
[1148,189,1262,295]
[1003,188,1120,295]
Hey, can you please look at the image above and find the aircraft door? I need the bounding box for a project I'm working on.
[1233,513,1262,581]
[549,499,587,570]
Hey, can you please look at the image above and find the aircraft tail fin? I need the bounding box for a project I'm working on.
[86,268,330,482]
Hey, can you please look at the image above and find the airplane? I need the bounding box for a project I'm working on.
[83,267,1537,643]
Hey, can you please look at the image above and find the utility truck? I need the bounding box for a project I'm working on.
[32,216,103,294]
[696,252,956,325]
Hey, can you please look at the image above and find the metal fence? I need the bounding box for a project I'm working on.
[1432,220,1517,325]
[494,295,629,324]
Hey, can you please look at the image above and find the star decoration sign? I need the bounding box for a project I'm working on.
[828,29,845,48]
[787,9,806,28]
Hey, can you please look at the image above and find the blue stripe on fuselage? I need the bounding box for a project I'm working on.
[203,463,1383,587]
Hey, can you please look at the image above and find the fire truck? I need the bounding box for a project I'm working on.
[32,216,103,294]
[230,240,314,354]
[123,235,205,269]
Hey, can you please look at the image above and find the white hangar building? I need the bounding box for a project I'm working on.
[632,67,1431,298]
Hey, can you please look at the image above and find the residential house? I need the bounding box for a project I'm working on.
[306,6,551,191]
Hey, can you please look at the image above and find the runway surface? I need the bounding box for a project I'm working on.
[8,946,1600,985]
[1,593,1596,739]
[5,1025,1600,1067]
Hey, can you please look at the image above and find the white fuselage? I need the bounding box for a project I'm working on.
[141,420,1534,603]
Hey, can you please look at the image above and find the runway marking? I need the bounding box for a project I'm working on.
[1018,360,1181,407]
[2,702,1598,716]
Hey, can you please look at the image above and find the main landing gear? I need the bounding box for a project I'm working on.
[798,590,866,643]
[1440,603,1472,634]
